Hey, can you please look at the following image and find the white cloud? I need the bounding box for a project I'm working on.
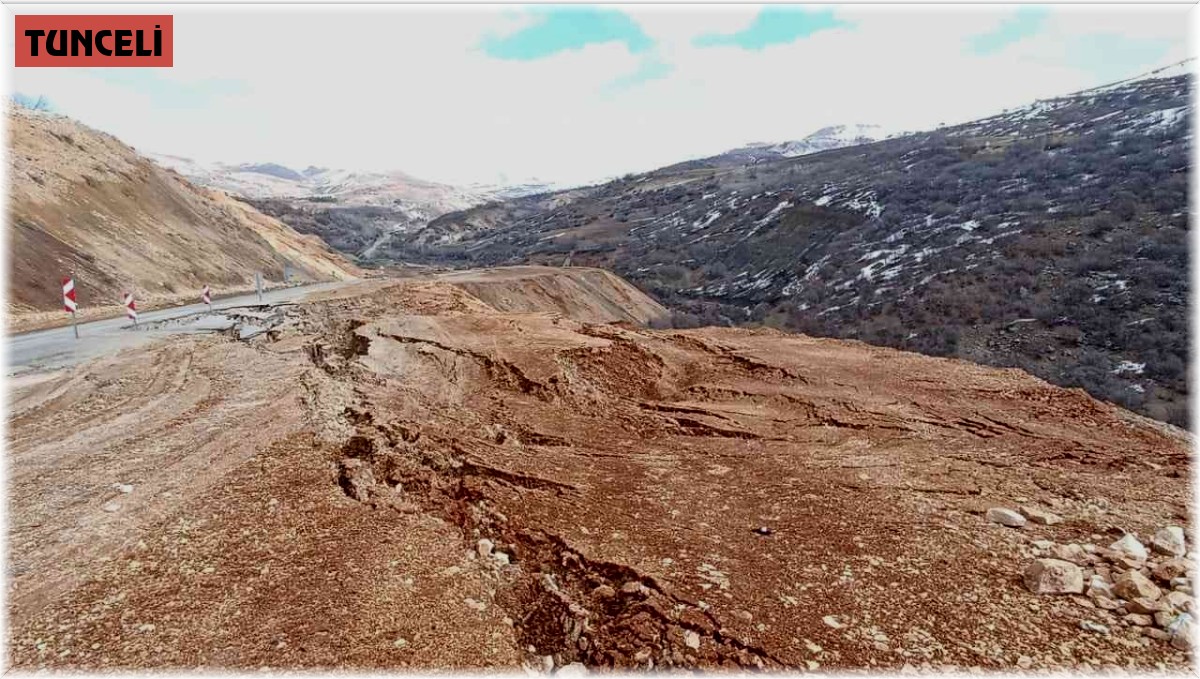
[11,4,1192,187]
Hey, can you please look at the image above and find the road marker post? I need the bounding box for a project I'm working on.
[62,276,79,339]
[255,272,263,304]
[202,284,212,312]
[123,292,138,328]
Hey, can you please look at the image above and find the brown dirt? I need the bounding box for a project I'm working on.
[6,267,1192,671]
[6,107,360,322]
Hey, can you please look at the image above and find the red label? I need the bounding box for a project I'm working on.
[16,15,172,67]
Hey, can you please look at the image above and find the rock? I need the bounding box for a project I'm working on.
[1152,526,1187,558]
[1051,544,1090,565]
[1109,534,1149,562]
[477,538,494,558]
[1153,558,1191,583]
[1165,591,1194,613]
[1113,571,1162,602]
[113,483,134,494]
[592,585,616,599]
[1145,627,1172,641]
[1024,559,1084,595]
[556,662,588,676]
[338,459,376,502]
[1168,613,1193,650]
[621,581,647,596]
[1126,597,1165,615]
[101,500,121,513]
[986,508,1027,528]
[1031,540,1054,550]
[1156,610,1181,628]
[1125,613,1154,626]
[1080,621,1110,635]
[492,551,510,566]
[682,630,701,650]
[1022,506,1063,526]
[541,655,555,673]
[1017,655,1033,669]
[463,597,487,612]
[822,615,845,629]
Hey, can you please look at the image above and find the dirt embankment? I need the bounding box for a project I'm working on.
[7,267,1192,671]
[6,107,360,326]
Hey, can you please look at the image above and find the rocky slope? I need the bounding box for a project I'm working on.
[7,107,360,325]
[6,267,1192,671]
[389,67,1193,428]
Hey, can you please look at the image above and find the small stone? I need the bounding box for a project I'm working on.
[392,638,408,648]
[1031,540,1053,550]
[683,630,701,650]
[754,526,774,536]
[1125,614,1154,626]
[822,615,845,629]
[1155,611,1179,628]
[736,610,753,621]
[492,551,510,566]
[1109,534,1149,562]
[1113,571,1162,602]
[1024,559,1084,595]
[101,500,121,513]
[1152,526,1187,558]
[986,508,1027,528]
[806,660,820,670]
[1080,621,1109,635]
[1022,506,1063,526]
[477,539,494,558]
[114,483,134,494]
[542,655,555,673]
[556,662,587,676]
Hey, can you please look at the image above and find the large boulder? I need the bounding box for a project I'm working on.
[1024,559,1084,595]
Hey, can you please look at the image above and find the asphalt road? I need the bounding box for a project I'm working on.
[6,281,349,375]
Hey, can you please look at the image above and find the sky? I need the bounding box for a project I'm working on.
[10,4,1193,187]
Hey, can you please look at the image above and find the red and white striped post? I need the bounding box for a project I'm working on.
[62,276,79,339]
[201,284,212,312]
[123,291,137,327]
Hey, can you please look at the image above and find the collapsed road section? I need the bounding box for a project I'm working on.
[6,267,1193,671]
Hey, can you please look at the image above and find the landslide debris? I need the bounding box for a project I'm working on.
[7,267,1193,671]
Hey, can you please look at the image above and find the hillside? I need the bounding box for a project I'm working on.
[7,107,360,323]
[149,156,555,263]
[383,69,1193,427]
[8,267,1192,670]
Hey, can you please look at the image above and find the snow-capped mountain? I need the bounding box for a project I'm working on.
[146,154,482,215]
[730,123,884,159]
[750,123,885,157]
